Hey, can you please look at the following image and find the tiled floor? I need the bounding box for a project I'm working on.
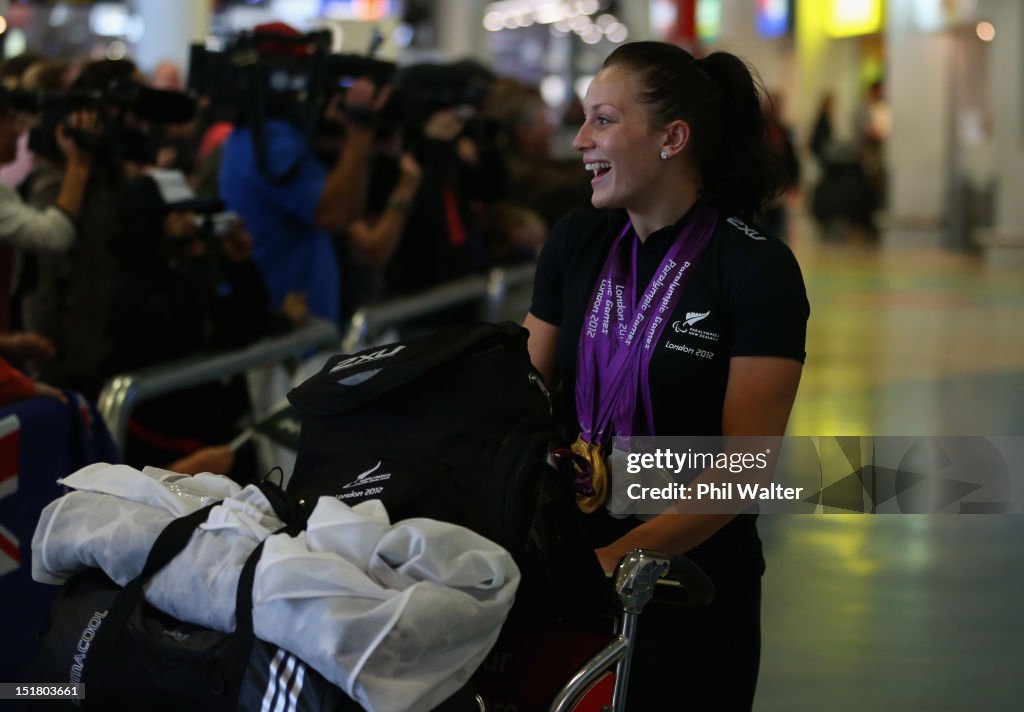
[754,223,1024,710]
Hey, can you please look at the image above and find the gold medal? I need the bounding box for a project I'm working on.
[571,435,609,513]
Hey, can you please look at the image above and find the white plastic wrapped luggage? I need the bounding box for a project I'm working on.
[31,463,519,712]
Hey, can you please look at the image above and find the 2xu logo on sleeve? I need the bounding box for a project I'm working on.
[725,217,767,240]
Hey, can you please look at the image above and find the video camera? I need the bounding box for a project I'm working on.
[388,60,498,151]
[187,27,396,181]
[392,61,492,120]
[189,28,395,136]
[2,80,197,165]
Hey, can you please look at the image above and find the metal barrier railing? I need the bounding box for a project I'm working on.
[342,262,536,351]
[97,318,341,454]
[97,263,537,455]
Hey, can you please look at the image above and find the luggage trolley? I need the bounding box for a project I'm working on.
[475,549,714,712]
[75,322,715,712]
[28,482,712,712]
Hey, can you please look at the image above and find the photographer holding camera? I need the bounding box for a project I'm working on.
[218,23,391,326]
[106,169,281,470]
[0,81,96,373]
[370,61,510,302]
[20,57,191,398]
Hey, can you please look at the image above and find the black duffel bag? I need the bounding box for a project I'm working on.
[286,321,607,618]
[27,485,366,712]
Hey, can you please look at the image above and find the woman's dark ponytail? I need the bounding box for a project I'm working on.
[603,43,783,219]
[697,52,781,218]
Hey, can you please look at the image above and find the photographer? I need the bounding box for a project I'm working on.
[0,84,96,368]
[106,170,275,471]
[335,146,422,312]
[0,53,42,189]
[23,58,171,398]
[382,62,510,299]
[218,23,390,326]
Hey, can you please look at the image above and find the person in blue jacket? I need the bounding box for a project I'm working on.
[219,23,389,325]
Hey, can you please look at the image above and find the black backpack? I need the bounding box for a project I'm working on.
[286,321,607,617]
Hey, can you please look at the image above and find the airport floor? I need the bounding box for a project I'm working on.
[753,219,1024,711]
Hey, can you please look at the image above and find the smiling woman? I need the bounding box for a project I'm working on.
[523,41,810,710]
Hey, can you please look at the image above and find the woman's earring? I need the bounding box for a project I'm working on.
[660,149,669,160]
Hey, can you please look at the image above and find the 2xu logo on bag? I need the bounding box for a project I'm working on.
[328,346,404,500]
[329,345,406,375]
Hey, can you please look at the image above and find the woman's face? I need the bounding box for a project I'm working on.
[573,66,664,211]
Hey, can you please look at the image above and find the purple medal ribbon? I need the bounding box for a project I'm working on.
[576,203,718,447]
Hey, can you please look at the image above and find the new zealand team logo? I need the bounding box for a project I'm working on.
[672,311,710,334]
[342,460,392,489]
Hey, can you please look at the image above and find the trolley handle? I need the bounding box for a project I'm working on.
[652,555,715,608]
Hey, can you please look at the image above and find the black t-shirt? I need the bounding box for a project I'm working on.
[529,205,810,578]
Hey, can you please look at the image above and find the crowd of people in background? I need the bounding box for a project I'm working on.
[0,27,596,472]
[808,81,891,241]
